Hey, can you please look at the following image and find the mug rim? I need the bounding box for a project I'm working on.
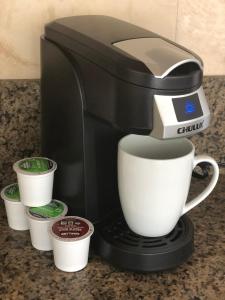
[118,134,195,161]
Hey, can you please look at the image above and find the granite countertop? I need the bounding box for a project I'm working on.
[0,174,224,300]
[0,77,225,299]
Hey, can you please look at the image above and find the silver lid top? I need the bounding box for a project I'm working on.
[113,38,202,78]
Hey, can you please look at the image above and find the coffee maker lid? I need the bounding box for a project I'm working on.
[44,15,203,91]
[113,38,202,79]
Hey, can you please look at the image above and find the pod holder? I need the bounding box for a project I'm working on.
[93,213,194,272]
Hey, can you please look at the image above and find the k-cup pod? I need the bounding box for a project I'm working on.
[1,183,29,231]
[13,157,57,206]
[50,216,94,272]
[26,200,68,251]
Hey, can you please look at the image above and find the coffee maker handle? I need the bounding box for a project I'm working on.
[182,155,219,215]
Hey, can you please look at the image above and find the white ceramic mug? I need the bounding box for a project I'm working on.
[118,135,219,237]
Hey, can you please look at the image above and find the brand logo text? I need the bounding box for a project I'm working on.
[177,121,204,134]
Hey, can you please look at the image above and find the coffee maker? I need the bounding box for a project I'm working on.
[41,16,210,271]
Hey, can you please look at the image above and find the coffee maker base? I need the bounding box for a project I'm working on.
[93,213,194,272]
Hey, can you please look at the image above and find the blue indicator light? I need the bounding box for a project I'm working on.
[185,100,196,114]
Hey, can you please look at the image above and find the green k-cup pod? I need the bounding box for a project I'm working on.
[28,200,67,220]
[13,157,57,175]
[1,183,20,202]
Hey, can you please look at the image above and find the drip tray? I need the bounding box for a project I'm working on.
[93,214,194,272]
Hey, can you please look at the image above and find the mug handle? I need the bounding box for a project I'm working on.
[182,155,219,215]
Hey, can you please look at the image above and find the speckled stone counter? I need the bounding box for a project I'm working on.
[0,77,225,299]
[0,80,40,187]
[0,175,224,300]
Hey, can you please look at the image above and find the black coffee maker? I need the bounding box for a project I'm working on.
[41,16,210,271]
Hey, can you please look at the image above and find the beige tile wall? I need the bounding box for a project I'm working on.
[176,0,225,75]
[0,0,224,79]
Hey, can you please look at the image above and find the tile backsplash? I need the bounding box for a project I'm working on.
[0,77,224,187]
[0,0,225,79]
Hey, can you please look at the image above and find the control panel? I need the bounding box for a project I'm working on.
[150,86,210,139]
[172,94,203,122]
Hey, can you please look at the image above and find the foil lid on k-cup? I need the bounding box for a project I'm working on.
[50,216,94,241]
[13,157,57,175]
[27,200,68,220]
[1,183,20,202]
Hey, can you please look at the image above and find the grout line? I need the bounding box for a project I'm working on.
[174,0,180,41]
